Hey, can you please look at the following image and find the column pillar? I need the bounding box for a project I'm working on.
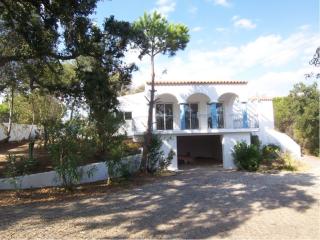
[179,103,186,130]
[209,102,218,128]
[242,102,248,128]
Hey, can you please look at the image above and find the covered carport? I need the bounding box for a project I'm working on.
[177,135,222,167]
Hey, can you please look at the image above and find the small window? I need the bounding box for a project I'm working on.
[124,112,132,120]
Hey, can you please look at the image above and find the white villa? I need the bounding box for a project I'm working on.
[118,80,301,170]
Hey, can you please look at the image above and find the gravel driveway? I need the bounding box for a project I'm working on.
[1,157,319,239]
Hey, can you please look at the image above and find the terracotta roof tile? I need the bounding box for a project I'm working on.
[249,96,273,101]
[146,80,247,85]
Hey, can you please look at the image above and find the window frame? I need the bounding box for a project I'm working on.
[155,103,174,130]
[185,102,199,129]
[123,111,132,120]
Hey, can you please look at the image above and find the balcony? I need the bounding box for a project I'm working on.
[130,112,259,135]
[154,113,258,130]
[128,92,259,135]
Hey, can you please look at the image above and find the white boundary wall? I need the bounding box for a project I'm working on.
[0,123,39,142]
[256,128,301,159]
[222,132,251,169]
[0,154,142,190]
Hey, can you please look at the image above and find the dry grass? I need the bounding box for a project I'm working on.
[259,153,308,173]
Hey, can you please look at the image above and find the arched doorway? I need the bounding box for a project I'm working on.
[183,93,211,129]
[218,92,240,129]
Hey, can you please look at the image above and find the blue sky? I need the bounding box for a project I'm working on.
[93,0,319,96]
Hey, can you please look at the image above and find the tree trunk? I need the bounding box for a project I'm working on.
[141,54,156,172]
[6,86,14,142]
[44,124,48,149]
[28,92,35,140]
[70,99,76,121]
[29,93,36,158]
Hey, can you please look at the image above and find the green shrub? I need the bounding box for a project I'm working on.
[123,139,142,156]
[48,119,95,191]
[4,154,39,190]
[108,159,133,180]
[5,154,38,178]
[147,135,175,173]
[106,139,142,181]
[251,135,261,149]
[262,144,281,160]
[158,149,174,172]
[232,141,262,171]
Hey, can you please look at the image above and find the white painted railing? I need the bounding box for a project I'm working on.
[129,112,259,133]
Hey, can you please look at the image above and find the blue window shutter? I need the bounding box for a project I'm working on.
[180,104,186,130]
[242,103,248,128]
[210,103,218,128]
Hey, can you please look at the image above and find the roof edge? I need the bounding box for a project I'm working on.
[249,97,273,101]
[146,80,248,85]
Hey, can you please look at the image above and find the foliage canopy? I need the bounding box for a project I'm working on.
[273,82,319,156]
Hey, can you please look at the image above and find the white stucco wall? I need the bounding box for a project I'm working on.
[255,100,275,129]
[0,123,39,142]
[0,154,142,190]
[150,83,249,103]
[161,135,178,171]
[118,92,148,134]
[0,162,107,190]
[0,124,5,140]
[222,132,251,169]
[118,83,252,135]
[255,129,301,159]
[251,100,301,158]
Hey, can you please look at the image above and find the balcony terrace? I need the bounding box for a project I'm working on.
[128,91,259,136]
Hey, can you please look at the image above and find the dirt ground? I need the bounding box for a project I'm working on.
[0,141,105,177]
[0,156,319,239]
[0,141,53,176]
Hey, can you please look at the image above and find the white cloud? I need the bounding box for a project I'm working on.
[128,29,319,96]
[248,67,316,96]
[153,0,176,17]
[298,24,311,31]
[191,26,203,32]
[188,5,198,14]
[215,27,228,32]
[213,0,231,7]
[232,16,256,30]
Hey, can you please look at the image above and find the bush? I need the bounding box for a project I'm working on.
[107,139,142,161]
[5,154,38,178]
[4,154,39,190]
[262,144,281,161]
[251,135,261,149]
[274,152,300,171]
[105,139,142,181]
[107,159,132,181]
[159,149,174,172]
[232,141,262,171]
[48,119,95,191]
[147,135,175,173]
[123,139,142,156]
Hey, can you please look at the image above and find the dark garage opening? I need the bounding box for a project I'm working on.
[177,135,222,167]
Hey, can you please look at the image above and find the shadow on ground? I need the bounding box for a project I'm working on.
[0,166,318,238]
